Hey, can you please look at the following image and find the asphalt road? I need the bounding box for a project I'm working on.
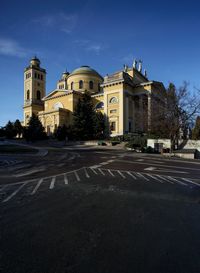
[0,147,200,273]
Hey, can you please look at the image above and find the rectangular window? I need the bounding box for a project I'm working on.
[110,109,117,114]
[110,122,116,131]
[41,75,43,80]
[35,73,37,78]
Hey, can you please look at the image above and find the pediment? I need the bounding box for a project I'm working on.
[43,90,68,100]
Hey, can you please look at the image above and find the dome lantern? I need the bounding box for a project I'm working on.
[30,56,40,67]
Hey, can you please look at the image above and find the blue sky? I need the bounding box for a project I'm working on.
[0,0,200,126]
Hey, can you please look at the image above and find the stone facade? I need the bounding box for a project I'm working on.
[23,57,166,136]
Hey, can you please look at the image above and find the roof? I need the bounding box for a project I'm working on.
[102,71,135,87]
[31,56,40,62]
[70,65,103,79]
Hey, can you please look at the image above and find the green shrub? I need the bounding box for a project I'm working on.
[145,146,154,153]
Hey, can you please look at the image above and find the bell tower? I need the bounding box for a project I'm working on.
[23,57,46,126]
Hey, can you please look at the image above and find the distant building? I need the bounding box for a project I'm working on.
[23,57,166,136]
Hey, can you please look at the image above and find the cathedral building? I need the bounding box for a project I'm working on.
[23,57,166,136]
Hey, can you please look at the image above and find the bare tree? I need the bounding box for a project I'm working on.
[150,82,200,149]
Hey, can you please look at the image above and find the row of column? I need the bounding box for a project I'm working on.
[125,93,152,133]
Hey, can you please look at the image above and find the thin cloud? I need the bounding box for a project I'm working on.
[74,39,107,55]
[121,54,135,64]
[0,38,29,58]
[33,13,78,34]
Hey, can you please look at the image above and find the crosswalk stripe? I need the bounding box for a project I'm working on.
[108,169,115,177]
[167,176,187,186]
[156,175,174,184]
[117,170,126,179]
[31,178,43,195]
[146,174,163,183]
[181,178,200,187]
[49,177,56,189]
[84,168,90,178]
[127,171,137,180]
[98,168,105,176]
[136,173,150,181]
[64,174,68,185]
[90,167,98,175]
[2,182,28,203]
[74,171,81,181]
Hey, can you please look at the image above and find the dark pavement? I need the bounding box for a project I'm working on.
[0,147,200,273]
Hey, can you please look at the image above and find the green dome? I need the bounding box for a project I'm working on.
[70,65,103,79]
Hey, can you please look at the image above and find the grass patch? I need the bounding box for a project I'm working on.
[0,145,38,154]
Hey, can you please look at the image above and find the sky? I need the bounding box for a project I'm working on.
[0,0,200,126]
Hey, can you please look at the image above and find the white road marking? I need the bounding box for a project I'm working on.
[144,166,187,174]
[31,178,43,195]
[144,167,156,171]
[90,165,101,168]
[64,174,68,185]
[181,178,200,187]
[108,169,115,177]
[49,177,56,189]
[127,171,137,180]
[117,170,126,179]
[90,167,98,175]
[156,175,174,184]
[74,171,81,181]
[98,168,105,176]
[117,159,199,171]
[146,174,163,183]
[100,162,109,165]
[136,159,144,162]
[14,167,46,177]
[107,160,114,163]
[84,168,90,178]
[167,176,187,186]
[136,173,150,181]
[2,182,28,203]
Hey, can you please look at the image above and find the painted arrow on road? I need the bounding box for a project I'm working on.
[144,166,188,174]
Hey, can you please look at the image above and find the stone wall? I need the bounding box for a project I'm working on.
[183,140,200,152]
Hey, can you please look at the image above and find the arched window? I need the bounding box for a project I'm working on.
[95,102,104,109]
[27,90,30,100]
[79,80,83,89]
[89,81,93,89]
[37,90,41,100]
[71,82,74,90]
[109,97,118,104]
